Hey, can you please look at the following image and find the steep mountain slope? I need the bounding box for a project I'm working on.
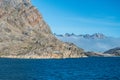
[0,0,86,58]
[56,33,120,52]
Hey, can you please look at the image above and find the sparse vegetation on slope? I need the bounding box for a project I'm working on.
[0,0,86,58]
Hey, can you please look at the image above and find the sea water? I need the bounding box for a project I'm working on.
[0,57,120,80]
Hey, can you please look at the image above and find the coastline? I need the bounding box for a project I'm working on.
[0,55,88,59]
[0,55,119,60]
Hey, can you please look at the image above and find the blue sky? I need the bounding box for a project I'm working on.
[31,0,120,37]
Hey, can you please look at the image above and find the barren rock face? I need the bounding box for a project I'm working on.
[0,0,86,58]
[0,0,30,7]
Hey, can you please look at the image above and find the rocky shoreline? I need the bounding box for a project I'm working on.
[0,55,87,59]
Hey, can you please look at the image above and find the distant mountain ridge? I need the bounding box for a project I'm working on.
[55,33,120,52]
[55,33,106,39]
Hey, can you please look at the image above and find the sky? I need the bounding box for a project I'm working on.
[31,0,120,37]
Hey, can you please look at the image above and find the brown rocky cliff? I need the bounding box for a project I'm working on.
[0,0,87,58]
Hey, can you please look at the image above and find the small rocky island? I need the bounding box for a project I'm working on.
[0,0,86,58]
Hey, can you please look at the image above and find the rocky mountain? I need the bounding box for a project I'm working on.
[55,33,106,39]
[0,0,86,58]
[56,33,120,52]
[104,47,120,56]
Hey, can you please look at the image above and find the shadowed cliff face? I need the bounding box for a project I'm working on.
[0,0,86,58]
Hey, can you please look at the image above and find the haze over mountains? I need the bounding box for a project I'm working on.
[55,33,120,52]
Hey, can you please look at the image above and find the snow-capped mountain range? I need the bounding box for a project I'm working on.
[55,33,120,52]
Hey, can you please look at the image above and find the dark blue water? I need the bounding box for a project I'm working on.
[0,57,120,80]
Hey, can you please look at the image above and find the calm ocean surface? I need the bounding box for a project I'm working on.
[0,57,120,80]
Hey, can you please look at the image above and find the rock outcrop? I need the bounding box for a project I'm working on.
[104,47,120,56]
[0,0,86,58]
